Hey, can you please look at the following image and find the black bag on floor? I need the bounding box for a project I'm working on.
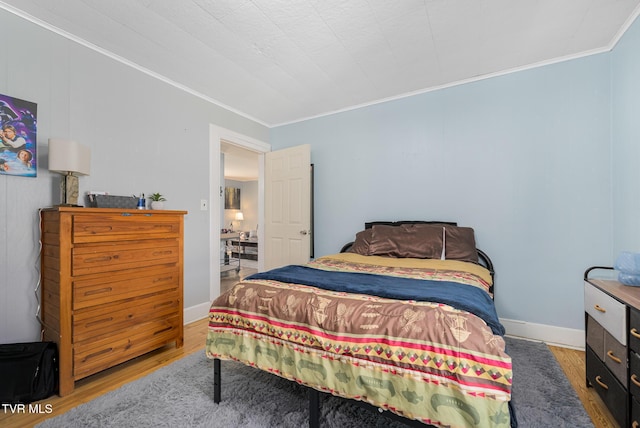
[0,341,58,404]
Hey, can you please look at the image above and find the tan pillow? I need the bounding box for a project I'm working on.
[444,226,478,263]
[348,228,373,255]
[369,224,443,258]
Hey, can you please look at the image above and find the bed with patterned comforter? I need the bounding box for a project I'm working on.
[206,252,514,427]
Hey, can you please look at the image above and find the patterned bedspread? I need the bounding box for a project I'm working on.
[207,253,513,427]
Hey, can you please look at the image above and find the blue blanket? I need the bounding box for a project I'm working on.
[246,265,505,336]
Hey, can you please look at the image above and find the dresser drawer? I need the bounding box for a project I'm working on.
[632,395,640,428]
[73,292,181,342]
[72,238,179,276]
[74,315,181,379]
[72,213,182,243]
[586,314,605,356]
[73,265,180,309]
[585,281,627,345]
[586,345,628,427]
[631,351,640,398]
[605,330,628,387]
[631,308,640,354]
[587,315,627,386]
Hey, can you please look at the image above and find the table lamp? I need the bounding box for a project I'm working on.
[234,212,244,231]
[48,138,91,206]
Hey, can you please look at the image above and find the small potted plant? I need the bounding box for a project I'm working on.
[149,193,166,210]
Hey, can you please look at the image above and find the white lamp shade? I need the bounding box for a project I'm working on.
[235,212,244,221]
[48,138,91,175]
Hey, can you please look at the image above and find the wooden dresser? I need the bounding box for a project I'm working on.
[40,207,187,395]
[585,269,640,427]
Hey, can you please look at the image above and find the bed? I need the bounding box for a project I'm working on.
[206,221,515,427]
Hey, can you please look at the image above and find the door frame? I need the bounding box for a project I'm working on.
[209,124,270,301]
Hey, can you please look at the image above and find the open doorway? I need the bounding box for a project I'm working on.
[220,141,260,293]
[209,125,269,302]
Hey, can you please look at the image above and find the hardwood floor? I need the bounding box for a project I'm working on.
[220,266,257,294]
[548,344,618,428]
[0,320,208,428]
[0,317,618,427]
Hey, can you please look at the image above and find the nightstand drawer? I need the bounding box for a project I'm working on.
[586,345,628,427]
[631,351,640,398]
[605,330,628,387]
[632,396,640,428]
[586,314,605,355]
[585,281,627,345]
[630,308,640,354]
[587,314,627,386]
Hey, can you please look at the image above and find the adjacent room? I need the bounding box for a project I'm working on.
[220,141,259,292]
[1,1,640,427]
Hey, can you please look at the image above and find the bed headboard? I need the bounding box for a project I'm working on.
[340,220,495,296]
[364,220,457,229]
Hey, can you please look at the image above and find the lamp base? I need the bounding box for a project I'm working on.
[60,174,80,206]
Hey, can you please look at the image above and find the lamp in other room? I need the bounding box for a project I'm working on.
[48,139,91,206]
[234,211,244,231]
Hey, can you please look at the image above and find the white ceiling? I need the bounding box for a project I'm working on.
[3,0,640,128]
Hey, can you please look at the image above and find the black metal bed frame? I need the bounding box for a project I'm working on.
[213,362,431,428]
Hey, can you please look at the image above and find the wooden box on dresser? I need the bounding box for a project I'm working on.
[40,207,187,396]
[585,268,640,427]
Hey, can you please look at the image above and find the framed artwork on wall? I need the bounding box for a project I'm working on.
[0,93,37,177]
[225,187,240,209]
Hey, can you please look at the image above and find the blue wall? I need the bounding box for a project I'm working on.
[270,49,617,332]
[612,17,640,256]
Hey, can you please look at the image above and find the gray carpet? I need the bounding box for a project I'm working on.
[36,337,593,427]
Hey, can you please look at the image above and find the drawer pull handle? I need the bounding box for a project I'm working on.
[632,328,640,339]
[84,256,113,263]
[152,250,173,256]
[595,376,609,390]
[82,347,113,362]
[154,300,177,309]
[84,287,113,296]
[632,374,640,388]
[606,350,622,364]
[153,326,173,336]
[594,304,606,313]
[85,317,113,327]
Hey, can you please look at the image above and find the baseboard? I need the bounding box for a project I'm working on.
[184,301,211,325]
[501,318,584,350]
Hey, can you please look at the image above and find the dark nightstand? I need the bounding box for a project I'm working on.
[585,266,640,427]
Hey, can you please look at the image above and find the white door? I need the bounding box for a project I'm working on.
[264,144,312,270]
